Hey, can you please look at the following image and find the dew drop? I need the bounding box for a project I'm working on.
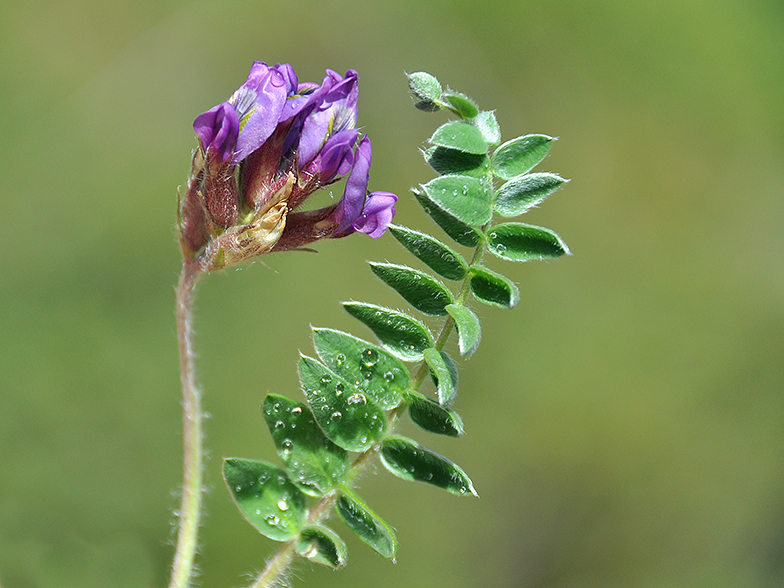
[235,485,243,493]
[336,353,346,365]
[383,371,395,382]
[361,348,379,367]
[462,184,469,194]
[277,498,289,511]
[266,514,281,525]
[452,189,459,196]
[274,420,285,429]
[320,374,333,385]
[336,385,344,396]
[291,406,302,414]
[346,393,367,406]
[331,411,342,420]
[255,509,261,515]
[281,439,294,455]
[495,243,507,254]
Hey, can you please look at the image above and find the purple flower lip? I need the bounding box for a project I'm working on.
[193,102,239,163]
[353,192,398,238]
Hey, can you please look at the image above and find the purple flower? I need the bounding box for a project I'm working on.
[179,62,396,270]
[353,192,398,238]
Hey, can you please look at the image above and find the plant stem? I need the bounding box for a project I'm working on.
[170,260,204,588]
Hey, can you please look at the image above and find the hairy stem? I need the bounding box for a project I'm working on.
[170,260,204,588]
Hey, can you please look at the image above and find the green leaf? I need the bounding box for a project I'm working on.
[380,435,477,496]
[296,525,348,569]
[223,458,308,541]
[420,175,493,226]
[472,111,501,145]
[406,391,464,437]
[369,262,455,316]
[343,302,434,361]
[469,266,520,308]
[312,328,409,410]
[488,223,570,262]
[297,356,387,452]
[424,146,489,178]
[412,188,482,248]
[491,134,553,180]
[388,224,468,281]
[262,395,349,496]
[442,91,479,119]
[445,304,481,356]
[429,121,488,155]
[495,173,567,217]
[424,348,458,406]
[407,71,442,112]
[336,488,397,558]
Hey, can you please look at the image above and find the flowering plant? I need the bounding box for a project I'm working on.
[170,66,570,588]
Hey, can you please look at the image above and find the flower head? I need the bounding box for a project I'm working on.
[178,62,396,271]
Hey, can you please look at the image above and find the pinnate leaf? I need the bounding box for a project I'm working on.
[380,435,477,496]
[263,395,349,496]
[407,71,442,112]
[420,175,493,227]
[442,91,479,119]
[343,302,433,361]
[472,110,501,145]
[406,391,465,437]
[424,348,458,406]
[469,266,520,308]
[388,224,468,281]
[223,458,308,541]
[491,134,553,180]
[430,121,488,155]
[336,488,397,559]
[424,146,489,178]
[296,525,348,569]
[312,328,408,410]
[297,356,387,452]
[495,173,567,217]
[412,188,482,248]
[488,223,570,262]
[445,304,481,356]
[370,262,455,316]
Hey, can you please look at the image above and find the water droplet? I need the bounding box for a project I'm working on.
[489,232,497,239]
[277,498,289,511]
[266,514,281,525]
[281,439,294,455]
[291,406,302,414]
[383,371,395,382]
[274,420,285,429]
[361,348,379,367]
[363,370,373,380]
[320,374,333,385]
[255,509,261,515]
[359,435,368,444]
[346,393,367,406]
[336,384,344,396]
[272,402,281,411]
[462,184,469,194]
[452,189,459,196]
[336,353,346,365]
[331,410,342,420]
[235,485,243,492]
[495,243,507,254]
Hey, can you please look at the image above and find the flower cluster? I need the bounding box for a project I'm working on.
[178,62,397,270]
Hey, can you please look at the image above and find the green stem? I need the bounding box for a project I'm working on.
[169,260,204,588]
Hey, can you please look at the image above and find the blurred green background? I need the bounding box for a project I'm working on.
[2,0,783,587]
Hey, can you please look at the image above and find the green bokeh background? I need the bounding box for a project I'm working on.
[2,1,783,587]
